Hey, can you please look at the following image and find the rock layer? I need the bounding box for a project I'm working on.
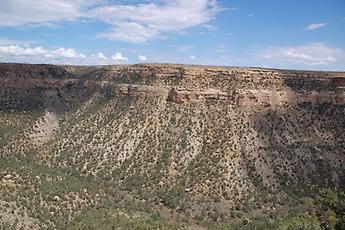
[1,63,345,112]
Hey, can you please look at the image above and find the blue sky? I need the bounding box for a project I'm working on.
[0,0,344,70]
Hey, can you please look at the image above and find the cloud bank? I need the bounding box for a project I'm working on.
[305,22,327,31]
[0,0,222,43]
[258,43,344,67]
[0,44,128,65]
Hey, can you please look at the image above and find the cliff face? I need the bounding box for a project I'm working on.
[0,63,345,228]
[1,63,344,111]
[0,64,94,113]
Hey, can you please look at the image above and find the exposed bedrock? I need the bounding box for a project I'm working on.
[0,63,344,113]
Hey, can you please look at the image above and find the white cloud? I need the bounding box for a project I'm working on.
[53,47,86,58]
[0,44,130,65]
[0,38,36,45]
[202,24,218,31]
[138,55,147,62]
[0,0,101,27]
[97,22,162,43]
[96,52,107,61]
[88,52,111,65]
[189,55,196,60]
[85,51,129,65]
[111,52,128,63]
[0,0,223,43]
[0,44,85,58]
[90,1,222,31]
[305,22,327,31]
[257,43,344,67]
[92,0,223,42]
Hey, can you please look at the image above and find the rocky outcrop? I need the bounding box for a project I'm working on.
[0,63,344,112]
[165,87,345,109]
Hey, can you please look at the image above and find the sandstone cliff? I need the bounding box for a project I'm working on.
[0,63,344,228]
[1,63,344,111]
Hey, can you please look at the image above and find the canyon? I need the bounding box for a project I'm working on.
[0,63,344,229]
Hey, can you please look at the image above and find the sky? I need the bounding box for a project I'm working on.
[0,0,344,70]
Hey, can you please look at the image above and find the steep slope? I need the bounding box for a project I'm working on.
[0,63,344,229]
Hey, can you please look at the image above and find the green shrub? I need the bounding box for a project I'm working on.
[276,214,321,230]
[335,215,345,230]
